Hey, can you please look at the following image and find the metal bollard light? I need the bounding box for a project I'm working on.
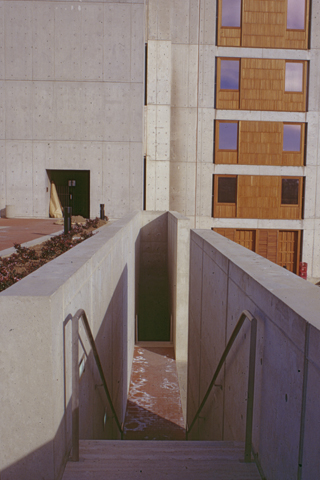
[64,206,72,234]
[100,204,105,220]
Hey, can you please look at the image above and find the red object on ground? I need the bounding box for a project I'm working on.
[0,218,62,252]
[299,262,307,279]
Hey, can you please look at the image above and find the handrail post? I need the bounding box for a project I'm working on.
[71,315,80,461]
[244,316,257,462]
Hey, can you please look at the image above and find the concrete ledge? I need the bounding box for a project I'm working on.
[187,229,320,480]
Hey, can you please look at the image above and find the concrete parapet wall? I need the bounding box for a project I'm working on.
[187,229,320,480]
[0,211,142,480]
[167,211,190,423]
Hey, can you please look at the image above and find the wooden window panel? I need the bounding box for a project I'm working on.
[256,230,278,264]
[215,121,238,164]
[213,228,236,242]
[239,58,307,112]
[217,0,242,46]
[238,121,283,165]
[286,0,306,30]
[216,58,240,110]
[283,61,307,112]
[279,177,303,219]
[235,229,256,251]
[282,123,305,166]
[213,228,301,274]
[237,175,279,219]
[217,0,310,49]
[277,230,301,273]
[213,175,237,218]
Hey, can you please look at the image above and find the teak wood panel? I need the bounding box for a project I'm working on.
[240,59,307,112]
[215,121,305,166]
[217,0,309,50]
[216,58,240,110]
[216,59,307,112]
[237,175,280,219]
[213,175,303,219]
[213,228,301,274]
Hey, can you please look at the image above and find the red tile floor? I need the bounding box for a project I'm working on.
[0,218,62,252]
[123,346,186,441]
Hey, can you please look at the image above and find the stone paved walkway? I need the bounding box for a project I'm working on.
[0,218,62,252]
[123,346,185,441]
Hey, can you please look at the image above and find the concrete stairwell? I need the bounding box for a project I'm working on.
[62,346,262,480]
[62,440,262,479]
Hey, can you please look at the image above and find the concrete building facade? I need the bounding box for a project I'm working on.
[1,0,320,278]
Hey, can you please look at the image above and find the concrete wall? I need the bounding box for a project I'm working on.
[0,211,142,480]
[167,211,190,423]
[0,1,144,219]
[187,229,320,480]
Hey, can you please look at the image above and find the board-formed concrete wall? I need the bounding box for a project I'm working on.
[0,211,142,480]
[187,229,320,480]
[0,1,144,219]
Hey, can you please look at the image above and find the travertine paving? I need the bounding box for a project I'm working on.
[123,346,185,440]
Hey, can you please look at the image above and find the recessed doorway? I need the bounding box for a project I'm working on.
[47,170,90,218]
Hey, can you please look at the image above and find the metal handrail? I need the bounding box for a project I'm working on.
[71,309,123,461]
[186,310,257,463]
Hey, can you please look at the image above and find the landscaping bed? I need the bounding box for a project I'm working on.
[0,217,107,292]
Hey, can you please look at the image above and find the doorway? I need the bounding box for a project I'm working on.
[47,170,90,218]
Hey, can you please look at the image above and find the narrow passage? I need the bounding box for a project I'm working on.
[123,346,185,440]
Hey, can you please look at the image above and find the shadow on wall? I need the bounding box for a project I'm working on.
[137,213,170,342]
[1,266,128,480]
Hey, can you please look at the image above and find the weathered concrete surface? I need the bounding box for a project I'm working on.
[0,210,190,480]
[168,211,190,422]
[0,1,144,219]
[187,229,320,480]
[0,211,142,480]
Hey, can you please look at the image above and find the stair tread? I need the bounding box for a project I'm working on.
[62,440,262,480]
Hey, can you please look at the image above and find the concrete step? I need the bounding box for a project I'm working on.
[62,440,262,480]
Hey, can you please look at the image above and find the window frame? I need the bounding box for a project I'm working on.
[217,121,239,152]
[282,123,302,153]
[216,175,238,205]
[284,61,305,93]
[220,0,242,29]
[218,58,241,92]
[280,177,302,206]
[286,0,307,31]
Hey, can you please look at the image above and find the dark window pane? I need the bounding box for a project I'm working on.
[287,0,305,29]
[281,179,299,204]
[283,124,301,152]
[219,123,238,150]
[218,177,237,203]
[222,0,241,27]
[220,60,240,90]
[285,63,303,92]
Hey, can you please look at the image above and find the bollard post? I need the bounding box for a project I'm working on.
[100,204,105,220]
[64,207,72,234]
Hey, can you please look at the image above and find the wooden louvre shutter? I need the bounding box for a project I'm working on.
[256,230,278,263]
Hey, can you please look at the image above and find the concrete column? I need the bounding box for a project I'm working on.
[145,40,171,211]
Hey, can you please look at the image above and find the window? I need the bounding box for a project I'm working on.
[287,0,306,30]
[283,124,302,152]
[218,122,238,150]
[285,62,303,92]
[221,0,241,27]
[281,178,300,204]
[218,176,237,203]
[220,59,240,90]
